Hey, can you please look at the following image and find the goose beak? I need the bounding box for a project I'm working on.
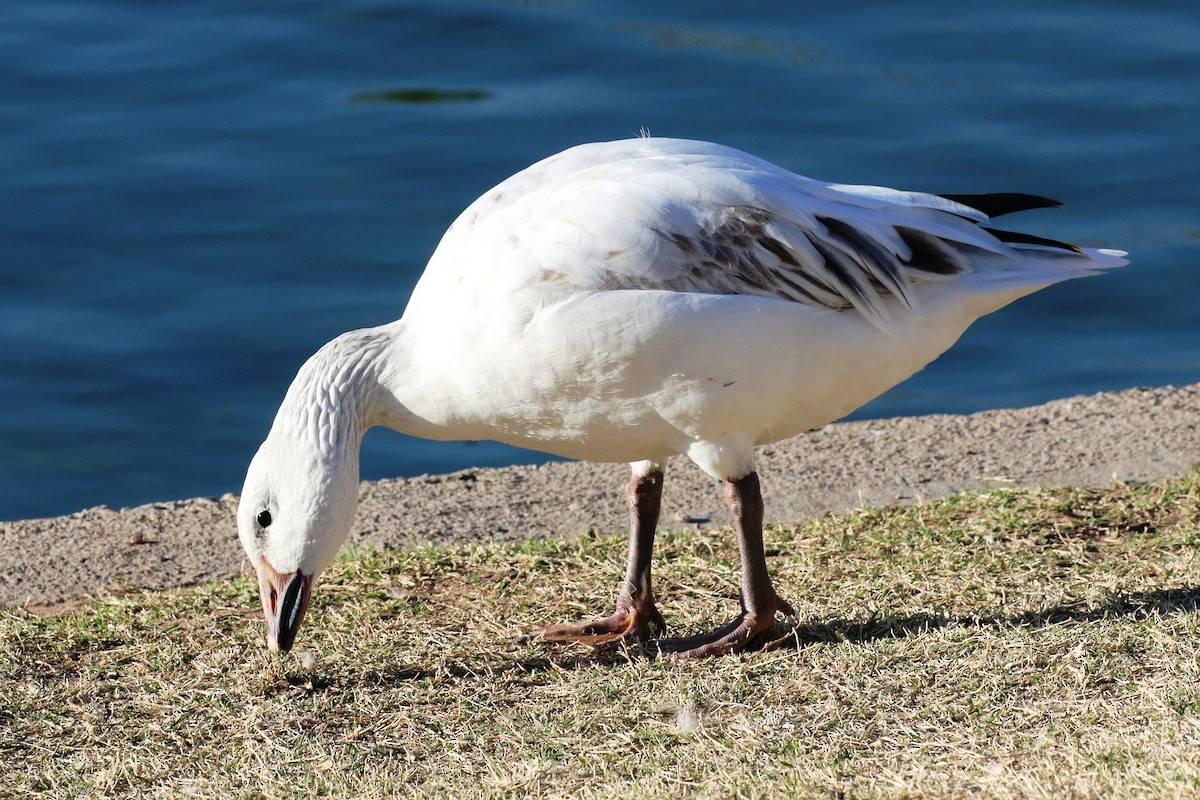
[256,557,314,653]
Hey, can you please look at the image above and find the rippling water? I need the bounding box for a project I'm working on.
[2,0,1197,520]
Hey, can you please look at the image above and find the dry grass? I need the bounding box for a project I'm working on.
[3,470,1200,799]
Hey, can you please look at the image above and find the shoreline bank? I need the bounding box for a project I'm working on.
[2,383,1196,613]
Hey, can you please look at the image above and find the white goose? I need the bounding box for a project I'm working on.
[237,137,1126,657]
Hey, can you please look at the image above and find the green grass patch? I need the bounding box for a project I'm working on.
[4,471,1200,798]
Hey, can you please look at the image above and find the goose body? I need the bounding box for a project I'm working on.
[238,137,1126,656]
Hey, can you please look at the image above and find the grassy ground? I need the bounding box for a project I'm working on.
[3,470,1200,799]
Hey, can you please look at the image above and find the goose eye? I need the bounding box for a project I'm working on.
[256,509,273,529]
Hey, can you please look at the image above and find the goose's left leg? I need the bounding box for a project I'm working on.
[520,464,667,646]
[654,471,794,658]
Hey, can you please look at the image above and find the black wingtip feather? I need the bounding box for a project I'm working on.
[938,192,1063,218]
[987,227,1084,254]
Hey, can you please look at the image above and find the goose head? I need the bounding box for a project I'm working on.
[236,430,361,652]
[236,326,401,652]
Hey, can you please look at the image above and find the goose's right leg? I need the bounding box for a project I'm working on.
[519,464,667,645]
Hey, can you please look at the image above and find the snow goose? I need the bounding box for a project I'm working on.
[237,137,1126,657]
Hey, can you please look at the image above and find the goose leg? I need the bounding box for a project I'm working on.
[654,471,794,658]
[520,468,667,645]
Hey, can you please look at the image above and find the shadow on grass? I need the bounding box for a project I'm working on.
[281,648,634,693]
[773,585,1200,648]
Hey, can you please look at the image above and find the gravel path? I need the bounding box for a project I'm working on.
[2,383,1196,612]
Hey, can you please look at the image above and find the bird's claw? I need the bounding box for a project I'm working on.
[520,598,666,646]
[651,593,795,659]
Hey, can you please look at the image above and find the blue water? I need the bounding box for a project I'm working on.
[2,1,1197,521]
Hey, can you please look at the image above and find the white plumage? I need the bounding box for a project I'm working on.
[238,137,1126,657]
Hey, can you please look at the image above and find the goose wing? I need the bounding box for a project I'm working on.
[427,139,1099,331]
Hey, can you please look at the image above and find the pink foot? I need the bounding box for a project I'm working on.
[653,593,795,659]
[520,597,666,646]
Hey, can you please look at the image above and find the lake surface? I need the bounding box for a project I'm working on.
[2,0,1197,521]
